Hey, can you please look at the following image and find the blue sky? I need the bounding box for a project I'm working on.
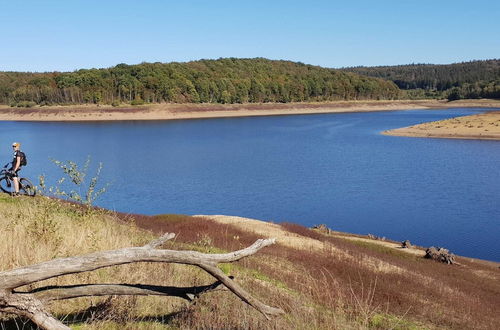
[0,0,498,72]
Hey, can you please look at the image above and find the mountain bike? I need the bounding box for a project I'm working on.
[0,164,36,196]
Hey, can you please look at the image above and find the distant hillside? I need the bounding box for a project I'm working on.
[341,59,500,90]
[341,59,500,100]
[0,58,400,106]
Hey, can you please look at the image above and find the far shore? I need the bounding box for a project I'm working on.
[1,99,500,122]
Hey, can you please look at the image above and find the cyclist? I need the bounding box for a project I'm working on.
[10,142,25,196]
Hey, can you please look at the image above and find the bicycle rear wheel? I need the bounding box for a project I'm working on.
[19,178,36,196]
[0,176,12,194]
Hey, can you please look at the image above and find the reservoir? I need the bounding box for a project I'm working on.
[1,108,499,261]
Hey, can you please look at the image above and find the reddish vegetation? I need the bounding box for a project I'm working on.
[117,213,500,329]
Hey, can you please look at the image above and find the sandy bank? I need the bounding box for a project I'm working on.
[1,99,499,122]
[383,110,500,140]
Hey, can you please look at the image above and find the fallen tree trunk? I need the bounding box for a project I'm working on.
[0,233,283,329]
[26,281,227,302]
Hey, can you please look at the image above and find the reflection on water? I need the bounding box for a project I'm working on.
[1,108,499,261]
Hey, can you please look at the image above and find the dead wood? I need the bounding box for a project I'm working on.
[24,281,227,302]
[424,246,455,264]
[0,233,283,329]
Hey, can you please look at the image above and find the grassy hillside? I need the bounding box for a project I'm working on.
[1,195,499,329]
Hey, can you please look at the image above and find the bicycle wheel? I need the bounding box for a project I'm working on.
[19,178,36,196]
[0,176,12,194]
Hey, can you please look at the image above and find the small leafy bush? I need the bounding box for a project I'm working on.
[11,101,37,108]
[130,99,145,106]
[42,156,110,209]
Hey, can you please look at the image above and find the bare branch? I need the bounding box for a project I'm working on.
[199,263,284,318]
[143,232,176,249]
[25,280,226,302]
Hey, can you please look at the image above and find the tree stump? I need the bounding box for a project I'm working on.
[312,224,332,234]
[401,240,412,248]
[424,246,455,264]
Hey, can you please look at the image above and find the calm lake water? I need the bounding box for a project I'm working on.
[1,108,499,261]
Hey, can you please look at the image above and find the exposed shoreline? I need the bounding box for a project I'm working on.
[383,110,500,140]
[1,99,500,122]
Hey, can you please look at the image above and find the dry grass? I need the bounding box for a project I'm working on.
[1,196,499,329]
[0,196,352,329]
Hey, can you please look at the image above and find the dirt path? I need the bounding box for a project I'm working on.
[193,215,328,251]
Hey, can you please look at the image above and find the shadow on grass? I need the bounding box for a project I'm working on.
[0,317,38,330]
[53,299,186,326]
[2,300,197,328]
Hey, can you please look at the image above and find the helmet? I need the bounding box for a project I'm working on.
[12,142,20,148]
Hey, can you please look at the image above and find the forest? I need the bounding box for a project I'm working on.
[0,58,401,106]
[2,58,498,106]
[341,59,500,100]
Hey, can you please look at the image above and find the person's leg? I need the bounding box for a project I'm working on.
[13,177,19,195]
[13,171,19,195]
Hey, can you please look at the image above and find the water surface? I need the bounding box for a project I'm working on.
[2,108,499,261]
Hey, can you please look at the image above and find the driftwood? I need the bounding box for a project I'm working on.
[312,224,332,234]
[424,246,455,264]
[0,233,283,329]
[401,240,412,248]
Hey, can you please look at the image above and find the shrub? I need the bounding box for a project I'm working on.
[45,156,110,209]
[130,99,145,106]
[39,101,52,107]
[15,101,37,108]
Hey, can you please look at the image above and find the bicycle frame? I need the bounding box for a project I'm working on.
[0,164,36,196]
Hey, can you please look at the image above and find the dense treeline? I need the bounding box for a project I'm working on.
[341,59,500,100]
[446,79,500,100]
[341,60,500,90]
[0,58,400,106]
